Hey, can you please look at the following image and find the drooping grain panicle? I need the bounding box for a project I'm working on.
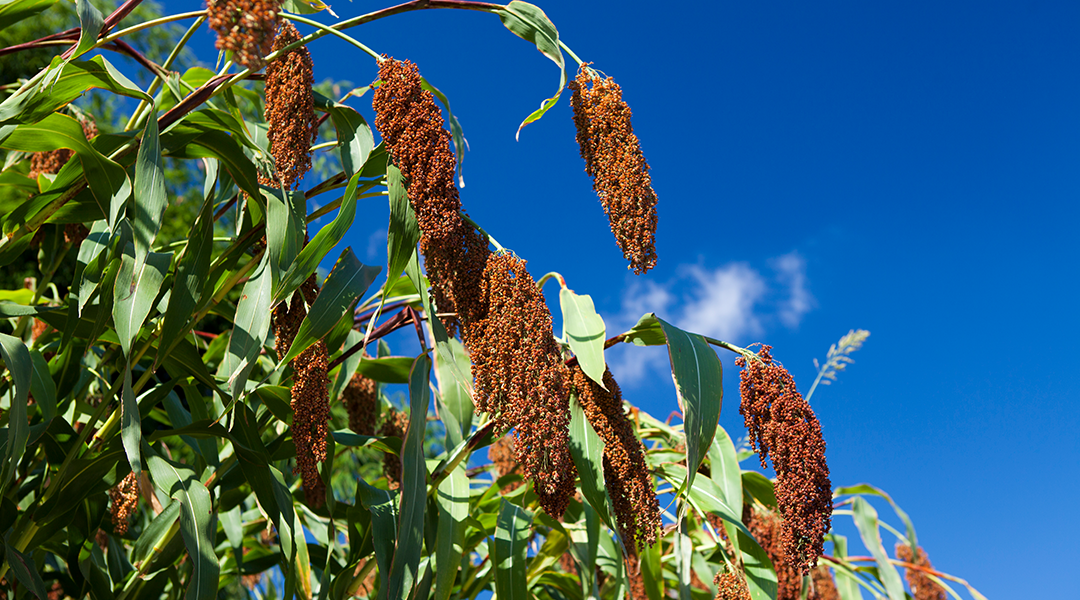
[206,0,280,71]
[809,565,840,600]
[343,372,380,436]
[109,472,139,535]
[572,366,660,550]
[736,346,832,573]
[264,21,315,190]
[29,116,98,180]
[714,569,751,600]
[379,408,410,490]
[743,504,801,600]
[273,277,329,507]
[372,57,490,335]
[568,64,658,275]
[469,252,575,517]
[625,553,649,600]
[895,544,947,600]
[488,434,525,492]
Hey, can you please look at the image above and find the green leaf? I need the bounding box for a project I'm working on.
[28,350,56,423]
[622,313,667,346]
[356,479,399,593]
[567,394,611,528]
[131,500,180,569]
[354,355,416,384]
[132,111,167,267]
[735,527,779,600]
[4,533,48,600]
[741,471,778,510]
[560,287,607,388]
[675,524,693,600]
[496,0,566,139]
[709,427,742,514]
[494,499,533,600]
[280,249,380,366]
[851,497,906,600]
[274,171,362,306]
[641,531,664,600]
[329,329,365,404]
[829,535,864,600]
[157,196,214,365]
[73,0,104,59]
[120,367,141,477]
[434,336,473,449]
[434,464,468,600]
[0,56,150,126]
[386,162,420,281]
[0,333,32,494]
[220,253,272,401]
[1,113,131,230]
[0,0,56,31]
[835,484,918,547]
[265,186,306,292]
[113,247,171,358]
[526,526,569,585]
[659,315,722,494]
[420,78,467,186]
[145,449,219,600]
[386,354,431,600]
[317,95,374,176]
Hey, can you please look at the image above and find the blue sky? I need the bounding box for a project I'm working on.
[173,0,1080,596]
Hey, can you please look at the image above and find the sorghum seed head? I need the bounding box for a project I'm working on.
[372,58,490,335]
[466,252,576,516]
[379,408,410,490]
[625,553,649,600]
[809,565,840,600]
[264,21,315,190]
[109,472,139,535]
[743,504,802,600]
[343,372,380,436]
[736,347,832,573]
[488,434,525,492]
[572,366,660,550]
[895,544,947,600]
[714,570,751,600]
[568,64,658,275]
[206,0,279,71]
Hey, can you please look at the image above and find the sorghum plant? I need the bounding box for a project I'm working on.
[0,2,984,600]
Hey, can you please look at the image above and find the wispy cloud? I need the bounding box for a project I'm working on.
[605,252,814,385]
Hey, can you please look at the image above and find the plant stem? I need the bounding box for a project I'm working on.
[96,11,207,47]
[536,271,567,290]
[280,13,382,61]
[126,14,208,131]
[460,212,505,252]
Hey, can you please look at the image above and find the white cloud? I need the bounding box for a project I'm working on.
[605,252,814,386]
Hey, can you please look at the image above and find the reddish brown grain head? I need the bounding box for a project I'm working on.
[372,57,489,335]
[736,347,832,573]
[488,434,525,492]
[206,0,279,70]
[808,565,840,600]
[109,472,139,535]
[343,372,380,436]
[568,65,658,275]
[264,21,315,190]
[625,553,649,600]
[714,570,751,600]
[379,408,410,490]
[896,544,947,600]
[744,505,801,600]
[572,366,660,550]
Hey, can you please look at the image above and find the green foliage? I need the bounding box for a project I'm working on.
[0,4,985,600]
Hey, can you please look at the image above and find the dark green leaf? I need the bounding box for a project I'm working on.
[73,0,104,59]
[4,533,48,599]
[280,249,380,366]
[145,449,219,600]
[386,162,419,281]
[318,95,374,176]
[386,354,431,600]
[113,247,171,357]
[157,196,214,365]
[560,288,607,388]
[0,56,149,125]
[434,464,468,600]
[219,253,272,401]
[0,0,55,31]
[265,186,306,291]
[567,394,611,528]
[741,471,777,510]
[494,499,533,600]
[120,367,141,477]
[329,329,365,404]
[0,332,32,493]
[274,171,362,306]
[132,111,167,265]
[356,479,399,594]
[28,350,56,423]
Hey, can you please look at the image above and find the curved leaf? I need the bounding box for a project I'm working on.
[434,464,468,600]
[494,499,533,600]
[386,162,419,281]
[0,332,32,493]
[133,110,166,264]
[113,246,171,357]
[0,56,150,126]
[497,0,566,139]
[567,394,611,528]
[316,94,374,176]
[560,287,607,388]
[852,497,906,600]
[219,253,272,401]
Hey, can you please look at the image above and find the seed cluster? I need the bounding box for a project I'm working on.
[372,57,490,335]
[625,553,648,600]
[714,570,751,600]
[470,253,575,517]
[343,372,380,436]
[809,566,840,600]
[896,544,947,600]
[206,0,279,70]
[273,278,330,507]
[572,367,659,549]
[109,472,139,535]
[569,65,658,275]
[744,504,801,600]
[488,434,524,492]
[29,117,98,179]
[264,21,315,190]
[379,408,410,490]
[736,346,832,573]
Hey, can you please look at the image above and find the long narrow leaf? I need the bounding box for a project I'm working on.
[494,500,533,600]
